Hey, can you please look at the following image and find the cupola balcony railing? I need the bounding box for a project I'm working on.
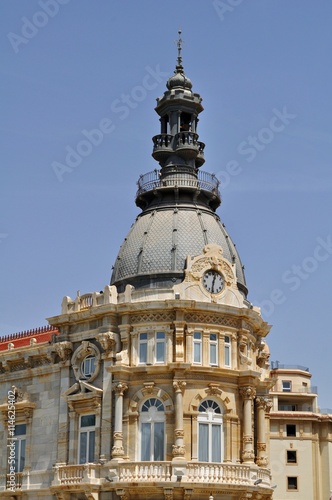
[152,133,205,160]
[136,168,220,198]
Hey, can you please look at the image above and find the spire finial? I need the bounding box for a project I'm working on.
[177,29,183,67]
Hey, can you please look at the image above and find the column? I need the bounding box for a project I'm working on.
[255,397,272,467]
[172,380,186,459]
[239,386,256,463]
[112,382,128,459]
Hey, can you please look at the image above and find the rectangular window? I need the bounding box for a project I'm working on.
[282,381,292,392]
[198,423,208,461]
[209,333,218,366]
[79,414,95,464]
[14,424,26,472]
[224,335,231,367]
[155,332,165,363]
[193,332,202,364]
[211,424,221,462]
[141,422,151,461]
[286,424,296,437]
[287,450,297,463]
[279,404,297,411]
[139,333,148,363]
[287,477,298,490]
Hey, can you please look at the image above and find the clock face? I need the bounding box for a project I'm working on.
[202,270,224,294]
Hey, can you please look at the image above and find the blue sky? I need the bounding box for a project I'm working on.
[1,1,331,408]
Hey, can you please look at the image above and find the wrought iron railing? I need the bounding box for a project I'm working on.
[136,168,220,198]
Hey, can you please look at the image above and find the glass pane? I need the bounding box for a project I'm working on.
[79,432,87,463]
[210,343,217,365]
[210,334,217,341]
[212,425,221,462]
[139,343,147,363]
[194,343,201,363]
[154,422,164,461]
[194,332,201,340]
[20,439,26,471]
[198,423,208,461]
[140,333,148,340]
[156,341,165,362]
[81,414,96,427]
[15,424,26,436]
[156,332,165,339]
[88,431,95,462]
[141,423,151,461]
[224,345,230,366]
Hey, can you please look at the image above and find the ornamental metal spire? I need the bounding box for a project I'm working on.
[175,29,184,72]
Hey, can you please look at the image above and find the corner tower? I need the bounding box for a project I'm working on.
[111,31,247,297]
[46,33,274,500]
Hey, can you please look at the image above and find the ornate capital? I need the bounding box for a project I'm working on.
[242,449,255,461]
[112,445,125,458]
[256,456,269,467]
[173,380,186,393]
[256,396,273,413]
[54,341,73,361]
[172,444,186,457]
[114,382,128,396]
[239,386,256,400]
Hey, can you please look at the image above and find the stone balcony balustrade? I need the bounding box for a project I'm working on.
[50,461,271,489]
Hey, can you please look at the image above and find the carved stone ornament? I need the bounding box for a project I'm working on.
[173,380,186,393]
[242,449,255,461]
[188,244,235,286]
[172,444,186,457]
[115,489,128,500]
[164,488,173,500]
[256,456,269,467]
[71,341,101,383]
[256,397,273,413]
[96,332,117,354]
[114,382,128,396]
[174,429,184,438]
[54,341,73,361]
[112,445,125,457]
[243,435,253,444]
[257,442,267,452]
[239,386,256,400]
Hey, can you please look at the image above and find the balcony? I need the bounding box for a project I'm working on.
[51,461,271,489]
[152,134,173,161]
[136,168,220,199]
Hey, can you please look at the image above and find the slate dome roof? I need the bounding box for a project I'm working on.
[110,206,247,295]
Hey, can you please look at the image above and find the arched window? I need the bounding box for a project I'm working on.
[140,398,165,461]
[198,399,223,462]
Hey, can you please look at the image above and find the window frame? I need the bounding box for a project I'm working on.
[138,333,148,364]
[287,476,298,491]
[140,398,166,462]
[13,424,27,473]
[286,450,297,464]
[155,332,166,364]
[209,333,218,366]
[286,424,296,437]
[193,331,202,364]
[78,414,96,464]
[282,380,292,392]
[224,335,231,367]
[197,399,223,463]
[81,355,96,379]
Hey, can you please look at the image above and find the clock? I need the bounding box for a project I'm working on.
[202,270,224,294]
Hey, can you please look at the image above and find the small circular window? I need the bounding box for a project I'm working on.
[81,355,96,379]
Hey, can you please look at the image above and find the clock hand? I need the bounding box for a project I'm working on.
[211,274,216,292]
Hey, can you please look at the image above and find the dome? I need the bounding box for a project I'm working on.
[111,206,247,296]
[167,68,193,90]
